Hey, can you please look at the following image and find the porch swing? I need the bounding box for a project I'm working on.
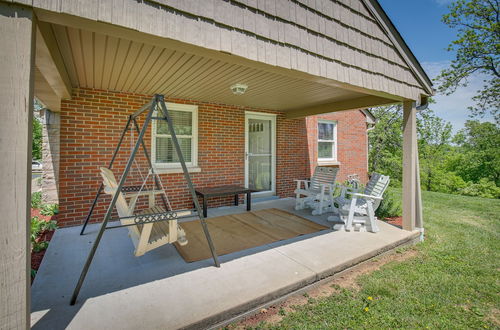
[70,94,220,305]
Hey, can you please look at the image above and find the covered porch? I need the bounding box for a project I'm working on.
[1,1,431,328]
[31,198,418,329]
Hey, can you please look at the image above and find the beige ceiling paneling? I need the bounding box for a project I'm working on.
[50,23,368,111]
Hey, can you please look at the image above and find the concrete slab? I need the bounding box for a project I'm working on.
[31,198,418,329]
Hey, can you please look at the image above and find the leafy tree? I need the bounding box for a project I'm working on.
[32,116,43,160]
[417,109,454,191]
[368,105,456,191]
[368,105,403,185]
[32,99,44,160]
[450,120,500,185]
[436,0,500,123]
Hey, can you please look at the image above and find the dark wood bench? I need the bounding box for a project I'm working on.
[195,185,254,217]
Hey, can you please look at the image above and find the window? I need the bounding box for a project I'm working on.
[152,103,198,168]
[317,120,337,161]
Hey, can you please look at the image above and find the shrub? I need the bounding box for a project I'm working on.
[428,170,467,194]
[30,216,57,252]
[40,203,59,216]
[459,179,500,199]
[31,191,42,209]
[32,241,49,253]
[375,189,401,219]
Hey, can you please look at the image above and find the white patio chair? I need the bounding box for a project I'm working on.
[100,167,188,256]
[328,173,390,233]
[294,166,339,215]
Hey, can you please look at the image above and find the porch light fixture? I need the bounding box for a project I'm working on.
[230,83,248,95]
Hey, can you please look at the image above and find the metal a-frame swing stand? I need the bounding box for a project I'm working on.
[70,94,220,305]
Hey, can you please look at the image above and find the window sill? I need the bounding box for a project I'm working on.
[317,160,341,166]
[153,166,202,174]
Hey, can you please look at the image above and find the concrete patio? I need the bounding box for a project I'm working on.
[31,198,419,329]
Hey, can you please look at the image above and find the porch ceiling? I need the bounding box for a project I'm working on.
[35,16,398,118]
[38,22,397,116]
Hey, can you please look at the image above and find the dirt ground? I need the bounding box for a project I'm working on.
[227,246,418,328]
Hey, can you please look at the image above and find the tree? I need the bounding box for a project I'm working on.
[417,109,455,191]
[32,99,44,160]
[368,105,403,185]
[32,117,42,160]
[368,105,463,192]
[450,120,500,185]
[436,0,500,123]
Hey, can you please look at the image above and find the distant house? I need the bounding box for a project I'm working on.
[1,0,431,327]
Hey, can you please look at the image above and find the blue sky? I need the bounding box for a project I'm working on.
[378,0,491,131]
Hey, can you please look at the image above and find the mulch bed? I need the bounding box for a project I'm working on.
[31,208,57,283]
[384,216,403,228]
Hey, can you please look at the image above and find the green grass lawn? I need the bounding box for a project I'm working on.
[267,190,500,329]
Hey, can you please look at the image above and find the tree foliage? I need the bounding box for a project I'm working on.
[368,105,403,184]
[436,0,500,123]
[368,106,499,199]
[451,120,500,185]
[32,99,44,160]
[32,116,42,160]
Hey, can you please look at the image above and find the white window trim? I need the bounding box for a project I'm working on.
[317,119,337,162]
[151,102,199,172]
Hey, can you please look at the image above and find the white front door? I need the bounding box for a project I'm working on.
[245,112,276,196]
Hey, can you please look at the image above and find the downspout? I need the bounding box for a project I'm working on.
[366,118,376,176]
[416,95,429,111]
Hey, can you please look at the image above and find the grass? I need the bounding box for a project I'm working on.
[261,190,500,329]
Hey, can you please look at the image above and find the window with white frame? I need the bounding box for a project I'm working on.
[317,120,337,161]
[152,103,198,168]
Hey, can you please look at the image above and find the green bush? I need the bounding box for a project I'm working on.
[31,191,42,209]
[375,189,401,219]
[459,179,500,199]
[32,241,49,253]
[30,216,57,252]
[40,203,59,216]
[429,170,468,194]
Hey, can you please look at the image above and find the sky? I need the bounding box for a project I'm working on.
[378,0,492,132]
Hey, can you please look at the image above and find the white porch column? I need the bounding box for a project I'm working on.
[402,101,417,231]
[0,3,35,329]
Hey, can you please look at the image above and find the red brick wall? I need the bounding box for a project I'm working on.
[57,88,368,227]
[306,111,369,184]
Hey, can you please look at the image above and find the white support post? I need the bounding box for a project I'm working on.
[415,146,424,239]
[0,3,35,329]
[402,101,417,231]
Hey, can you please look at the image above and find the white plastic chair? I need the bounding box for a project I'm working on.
[294,167,339,215]
[328,173,390,233]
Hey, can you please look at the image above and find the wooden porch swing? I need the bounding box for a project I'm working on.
[70,95,220,305]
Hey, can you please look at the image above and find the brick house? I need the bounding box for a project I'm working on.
[1,0,432,326]
[48,89,375,227]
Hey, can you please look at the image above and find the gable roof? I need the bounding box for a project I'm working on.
[361,0,434,96]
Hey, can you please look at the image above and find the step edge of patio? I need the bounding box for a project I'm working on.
[182,230,420,330]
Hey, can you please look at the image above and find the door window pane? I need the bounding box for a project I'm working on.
[249,119,271,154]
[248,118,272,191]
[248,155,271,191]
